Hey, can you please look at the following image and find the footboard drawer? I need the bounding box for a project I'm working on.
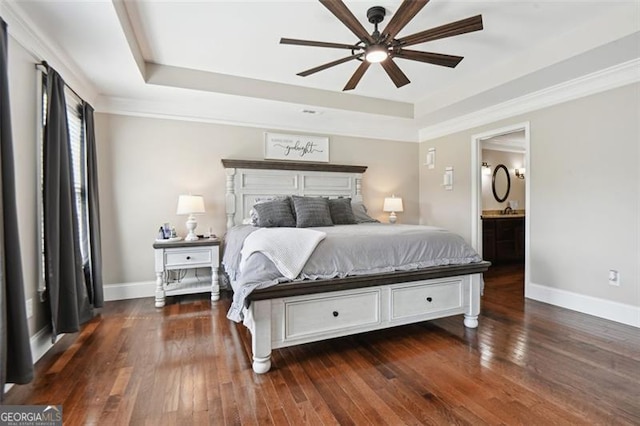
[284,290,380,340]
[391,280,463,320]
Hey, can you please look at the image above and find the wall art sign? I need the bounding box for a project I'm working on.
[264,132,329,163]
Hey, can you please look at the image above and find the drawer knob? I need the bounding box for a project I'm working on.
[426,297,433,303]
[186,256,191,260]
[332,311,339,317]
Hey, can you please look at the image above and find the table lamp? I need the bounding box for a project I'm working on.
[383,195,403,224]
[176,194,205,241]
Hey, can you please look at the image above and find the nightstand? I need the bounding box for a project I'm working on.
[153,238,221,308]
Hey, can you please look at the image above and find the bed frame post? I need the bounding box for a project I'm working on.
[251,300,272,374]
[355,175,363,203]
[225,168,236,229]
[464,273,482,328]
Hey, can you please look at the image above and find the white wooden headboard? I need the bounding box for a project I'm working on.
[221,159,367,229]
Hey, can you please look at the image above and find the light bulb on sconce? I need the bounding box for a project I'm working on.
[482,162,492,176]
[515,168,526,179]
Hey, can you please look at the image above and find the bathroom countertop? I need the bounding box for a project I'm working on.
[481,209,526,219]
[481,214,526,219]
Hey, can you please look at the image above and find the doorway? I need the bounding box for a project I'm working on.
[471,122,530,297]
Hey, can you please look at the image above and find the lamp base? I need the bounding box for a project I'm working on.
[185,215,198,241]
[388,212,397,224]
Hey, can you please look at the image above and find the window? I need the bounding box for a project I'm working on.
[38,72,90,294]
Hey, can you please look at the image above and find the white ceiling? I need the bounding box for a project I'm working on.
[5,0,640,141]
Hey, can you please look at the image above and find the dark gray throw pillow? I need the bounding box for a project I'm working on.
[352,201,379,223]
[328,197,356,225]
[291,196,334,228]
[253,198,296,228]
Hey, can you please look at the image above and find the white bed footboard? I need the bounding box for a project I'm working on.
[248,272,483,374]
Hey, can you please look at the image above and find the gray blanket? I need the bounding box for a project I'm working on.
[223,223,482,322]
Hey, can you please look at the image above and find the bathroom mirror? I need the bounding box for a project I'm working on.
[492,164,511,203]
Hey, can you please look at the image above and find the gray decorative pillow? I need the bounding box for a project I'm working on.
[352,201,379,223]
[291,196,334,228]
[328,198,356,225]
[253,198,296,228]
[250,196,288,226]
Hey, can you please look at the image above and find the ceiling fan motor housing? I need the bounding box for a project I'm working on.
[367,6,386,25]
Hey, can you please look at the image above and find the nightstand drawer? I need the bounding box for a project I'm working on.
[165,249,212,267]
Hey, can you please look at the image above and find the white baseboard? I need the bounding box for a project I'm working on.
[103,280,156,301]
[527,283,640,328]
[29,326,57,363]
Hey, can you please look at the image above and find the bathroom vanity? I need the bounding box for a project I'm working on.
[481,214,525,264]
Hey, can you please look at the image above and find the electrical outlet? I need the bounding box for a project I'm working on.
[608,270,620,286]
[26,298,33,319]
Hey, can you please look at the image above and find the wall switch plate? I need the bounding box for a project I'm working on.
[608,270,620,286]
[26,298,33,319]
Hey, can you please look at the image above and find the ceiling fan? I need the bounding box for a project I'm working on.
[280,0,483,91]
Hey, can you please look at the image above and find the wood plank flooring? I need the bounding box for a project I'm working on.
[6,265,640,425]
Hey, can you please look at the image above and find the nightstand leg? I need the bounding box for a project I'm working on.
[155,271,165,308]
[211,266,220,302]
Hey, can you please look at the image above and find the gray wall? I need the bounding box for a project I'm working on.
[420,83,639,307]
[95,113,420,285]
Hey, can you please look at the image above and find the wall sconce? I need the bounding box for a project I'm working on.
[515,168,526,179]
[482,162,492,176]
[442,167,453,191]
[425,148,436,169]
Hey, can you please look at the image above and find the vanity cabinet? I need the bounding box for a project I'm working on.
[482,216,524,264]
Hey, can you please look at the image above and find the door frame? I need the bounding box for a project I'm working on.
[471,122,531,294]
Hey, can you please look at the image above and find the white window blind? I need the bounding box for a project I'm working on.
[65,89,89,264]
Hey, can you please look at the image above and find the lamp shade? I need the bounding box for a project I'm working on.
[176,195,205,215]
[383,196,404,213]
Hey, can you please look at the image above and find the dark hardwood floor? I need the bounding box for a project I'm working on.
[6,265,640,425]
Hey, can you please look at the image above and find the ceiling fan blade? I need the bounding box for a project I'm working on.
[297,53,363,77]
[319,0,374,44]
[393,49,463,68]
[280,38,362,50]
[381,0,430,42]
[381,58,410,88]
[397,15,483,47]
[343,61,371,91]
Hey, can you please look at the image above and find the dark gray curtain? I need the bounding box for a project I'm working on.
[0,17,34,397]
[82,103,103,308]
[43,67,92,339]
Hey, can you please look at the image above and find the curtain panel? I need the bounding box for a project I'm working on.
[82,103,103,308]
[0,17,34,397]
[43,68,92,339]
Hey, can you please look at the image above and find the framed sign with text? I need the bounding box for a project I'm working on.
[264,132,329,163]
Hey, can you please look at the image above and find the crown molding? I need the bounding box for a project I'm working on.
[0,1,99,104]
[96,95,420,143]
[419,58,640,142]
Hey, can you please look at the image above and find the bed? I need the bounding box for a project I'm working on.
[221,159,490,373]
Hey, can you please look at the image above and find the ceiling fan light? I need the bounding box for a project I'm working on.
[365,45,388,63]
